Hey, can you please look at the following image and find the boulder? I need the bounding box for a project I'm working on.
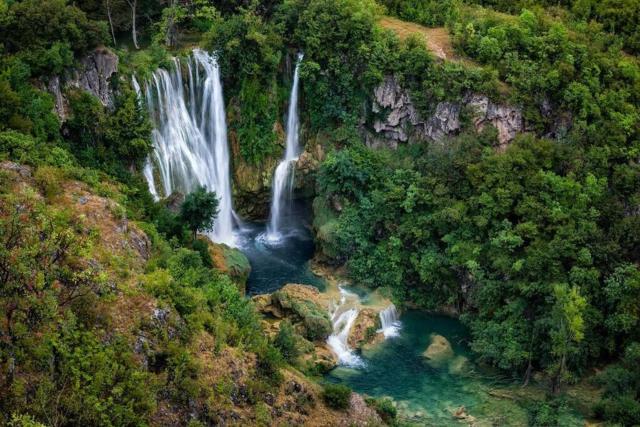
[203,238,251,293]
[253,284,330,335]
[347,308,383,349]
[423,334,454,366]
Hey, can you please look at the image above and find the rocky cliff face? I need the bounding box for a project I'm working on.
[47,47,119,121]
[367,75,524,149]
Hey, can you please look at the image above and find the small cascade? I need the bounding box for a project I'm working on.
[327,286,365,367]
[378,304,402,338]
[141,49,238,246]
[265,53,304,242]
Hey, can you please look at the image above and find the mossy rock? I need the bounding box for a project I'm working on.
[203,238,251,293]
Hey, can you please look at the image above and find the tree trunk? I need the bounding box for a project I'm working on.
[105,0,117,46]
[126,0,139,49]
[523,359,533,387]
[165,0,177,47]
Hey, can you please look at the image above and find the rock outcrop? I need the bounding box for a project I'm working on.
[202,238,251,293]
[47,47,119,120]
[367,75,524,149]
[253,284,338,371]
[348,308,384,349]
[423,334,454,367]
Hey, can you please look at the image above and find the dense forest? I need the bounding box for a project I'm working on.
[1,0,640,425]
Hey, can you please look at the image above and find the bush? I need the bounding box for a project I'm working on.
[322,383,352,410]
[365,397,397,423]
[274,321,300,363]
[302,314,332,341]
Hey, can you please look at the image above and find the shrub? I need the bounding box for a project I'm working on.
[302,314,332,341]
[322,383,352,410]
[274,321,300,363]
[33,166,65,199]
[365,397,397,423]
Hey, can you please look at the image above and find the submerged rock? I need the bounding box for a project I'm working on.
[423,334,454,366]
[448,355,470,375]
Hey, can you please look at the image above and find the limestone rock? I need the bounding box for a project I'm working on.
[164,192,185,214]
[347,308,383,349]
[367,75,525,149]
[465,93,523,149]
[202,237,251,293]
[423,334,454,366]
[47,47,119,121]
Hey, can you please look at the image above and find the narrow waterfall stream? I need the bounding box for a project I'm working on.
[265,53,304,242]
[327,286,365,367]
[141,49,238,246]
[378,304,402,338]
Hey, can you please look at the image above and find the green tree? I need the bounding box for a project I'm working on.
[179,186,219,239]
[549,284,587,393]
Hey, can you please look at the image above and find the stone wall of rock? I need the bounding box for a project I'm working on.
[366,75,525,149]
[47,47,119,121]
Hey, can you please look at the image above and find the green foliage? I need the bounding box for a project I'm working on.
[179,186,220,239]
[315,132,613,383]
[595,343,640,425]
[204,7,283,89]
[234,78,279,164]
[67,87,153,176]
[526,398,566,426]
[380,0,461,27]
[274,321,300,363]
[0,0,106,75]
[365,396,397,423]
[322,383,351,410]
[283,0,389,129]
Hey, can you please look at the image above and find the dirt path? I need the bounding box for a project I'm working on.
[379,16,460,62]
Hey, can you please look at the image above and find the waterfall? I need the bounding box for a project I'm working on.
[378,304,402,338]
[132,75,161,202]
[265,53,304,242]
[140,49,238,246]
[327,286,365,367]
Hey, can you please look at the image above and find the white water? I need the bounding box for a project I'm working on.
[141,49,238,246]
[132,75,161,202]
[265,53,304,242]
[327,286,365,367]
[378,304,402,338]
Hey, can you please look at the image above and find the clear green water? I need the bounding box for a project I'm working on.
[327,311,514,425]
[239,203,324,295]
[240,209,584,426]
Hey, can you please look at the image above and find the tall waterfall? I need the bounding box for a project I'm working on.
[266,53,304,242]
[141,49,237,246]
[378,304,402,338]
[327,286,365,367]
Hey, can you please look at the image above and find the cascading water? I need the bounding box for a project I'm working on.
[141,49,238,246]
[378,304,402,338]
[133,75,161,202]
[327,286,365,367]
[265,53,304,242]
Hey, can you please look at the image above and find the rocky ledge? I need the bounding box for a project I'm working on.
[47,47,119,121]
[367,75,524,149]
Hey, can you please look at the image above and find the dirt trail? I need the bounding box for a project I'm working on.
[379,16,460,62]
